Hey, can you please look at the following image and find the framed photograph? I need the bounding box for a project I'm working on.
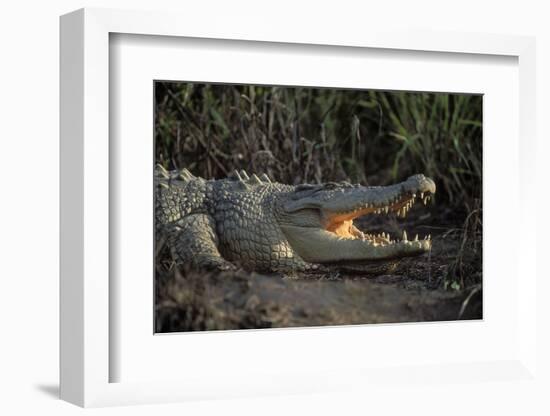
[60,8,537,407]
[153,80,480,334]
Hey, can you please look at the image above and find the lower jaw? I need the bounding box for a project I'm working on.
[281,225,431,265]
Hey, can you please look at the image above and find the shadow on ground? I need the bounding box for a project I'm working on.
[35,384,59,399]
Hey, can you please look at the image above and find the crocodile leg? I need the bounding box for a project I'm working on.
[165,213,236,271]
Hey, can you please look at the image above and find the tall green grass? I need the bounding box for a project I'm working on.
[366,91,482,213]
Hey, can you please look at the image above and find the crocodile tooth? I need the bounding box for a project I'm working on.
[384,206,389,214]
[414,234,419,241]
[402,230,408,241]
[420,192,424,199]
[423,197,428,205]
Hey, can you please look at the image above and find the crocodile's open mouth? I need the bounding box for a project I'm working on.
[280,174,436,266]
[323,190,434,248]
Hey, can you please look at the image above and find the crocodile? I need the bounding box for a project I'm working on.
[155,166,436,274]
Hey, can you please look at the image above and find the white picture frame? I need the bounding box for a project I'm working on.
[60,7,537,407]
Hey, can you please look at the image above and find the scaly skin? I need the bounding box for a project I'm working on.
[155,166,436,274]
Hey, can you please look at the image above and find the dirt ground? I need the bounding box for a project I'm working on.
[155,205,482,332]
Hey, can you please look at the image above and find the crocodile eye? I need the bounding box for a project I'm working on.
[291,184,324,200]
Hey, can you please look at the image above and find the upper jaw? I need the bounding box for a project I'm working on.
[283,174,435,215]
[321,174,436,220]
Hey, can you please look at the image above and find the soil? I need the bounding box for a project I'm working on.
[155,206,482,332]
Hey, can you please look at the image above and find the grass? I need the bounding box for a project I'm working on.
[154,81,482,295]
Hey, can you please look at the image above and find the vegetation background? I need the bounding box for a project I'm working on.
[154,82,483,331]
